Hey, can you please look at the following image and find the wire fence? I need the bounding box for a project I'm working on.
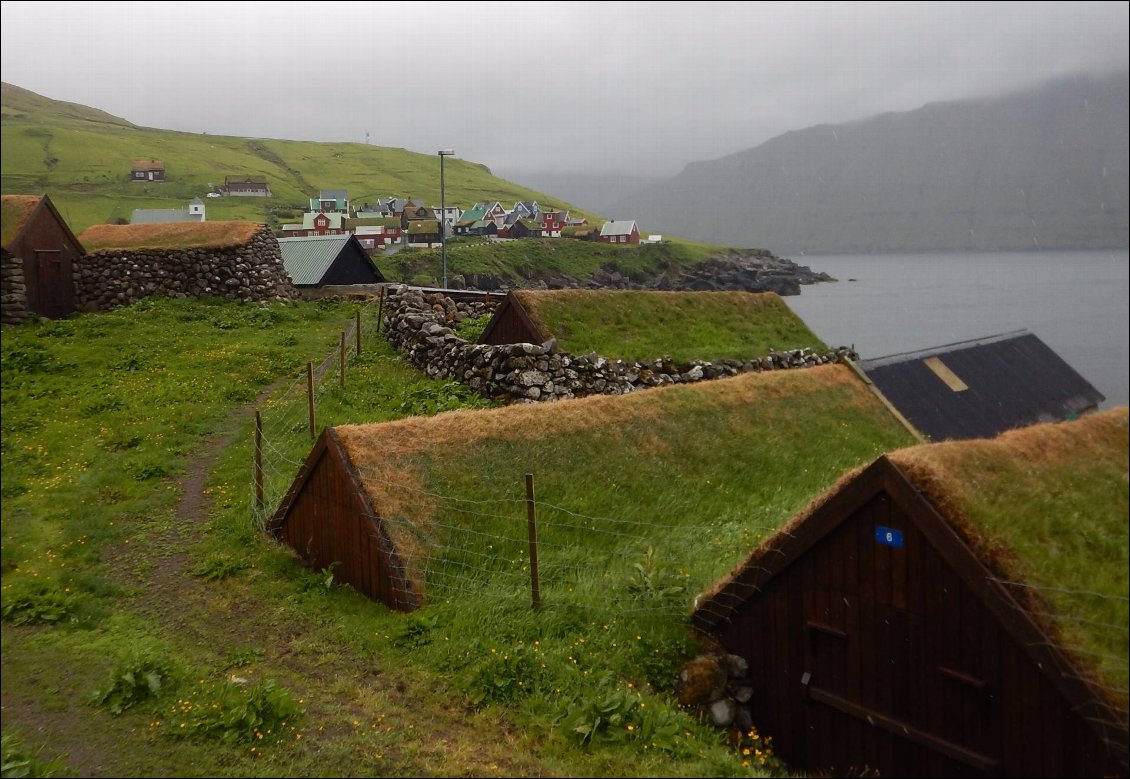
[243,294,1129,730]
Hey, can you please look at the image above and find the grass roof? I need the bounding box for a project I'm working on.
[332,363,912,610]
[78,220,262,251]
[1,194,41,248]
[511,289,828,362]
[890,408,1129,710]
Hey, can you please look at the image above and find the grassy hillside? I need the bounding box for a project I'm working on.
[0,298,912,777]
[379,235,727,286]
[512,289,827,361]
[0,82,604,233]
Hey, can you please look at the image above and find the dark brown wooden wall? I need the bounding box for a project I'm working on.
[715,490,1123,777]
[478,296,544,346]
[10,204,81,318]
[277,447,408,610]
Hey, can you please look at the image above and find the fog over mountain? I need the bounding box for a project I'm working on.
[583,72,1128,256]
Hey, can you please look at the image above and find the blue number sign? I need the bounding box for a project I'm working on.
[875,526,904,548]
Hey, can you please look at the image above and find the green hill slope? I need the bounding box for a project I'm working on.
[0,82,602,232]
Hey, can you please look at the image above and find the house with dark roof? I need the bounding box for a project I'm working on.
[400,204,437,229]
[277,234,386,287]
[131,198,206,224]
[539,209,569,237]
[222,176,272,197]
[513,200,541,220]
[1,194,84,321]
[309,190,350,214]
[130,159,165,182]
[858,330,1105,442]
[405,219,441,248]
[599,219,639,244]
[692,409,1129,778]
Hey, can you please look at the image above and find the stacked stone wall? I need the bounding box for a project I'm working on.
[75,225,297,311]
[383,286,857,404]
[1,252,29,325]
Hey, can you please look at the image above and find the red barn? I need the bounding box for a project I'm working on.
[598,220,639,244]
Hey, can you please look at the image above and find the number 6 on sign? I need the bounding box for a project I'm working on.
[875,526,904,548]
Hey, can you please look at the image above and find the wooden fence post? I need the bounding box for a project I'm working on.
[339,331,346,389]
[377,287,386,333]
[355,310,362,356]
[306,361,315,438]
[254,410,264,511]
[525,473,541,610]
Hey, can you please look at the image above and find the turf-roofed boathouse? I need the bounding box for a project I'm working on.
[276,234,386,287]
[267,364,914,613]
[1,194,84,322]
[859,330,1105,442]
[476,289,826,362]
[692,409,1129,778]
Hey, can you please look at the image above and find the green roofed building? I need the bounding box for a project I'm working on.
[277,234,385,287]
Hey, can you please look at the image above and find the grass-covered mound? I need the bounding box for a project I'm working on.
[890,409,1129,708]
[511,289,827,361]
[333,363,909,609]
[0,193,41,246]
[77,220,263,251]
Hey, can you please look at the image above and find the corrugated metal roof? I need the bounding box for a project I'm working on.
[600,220,638,237]
[130,209,197,224]
[859,330,1106,442]
[277,234,352,285]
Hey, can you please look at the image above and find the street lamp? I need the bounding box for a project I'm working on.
[438,149,454,288]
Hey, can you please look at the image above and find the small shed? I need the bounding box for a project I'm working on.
[1,194,84,320]
[277,234,386,287]
[269,428,419,611]
[131,159,166,182]
[859,330,1105,441]
[692,409,1129,777]
[599,219,640,244]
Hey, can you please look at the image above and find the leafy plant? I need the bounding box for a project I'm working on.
[561,675,688,754]
[454,314,490,342]
[463,641,547,707]
[628,546,690,604]
[1,729,62,778]
[191,553,251,581]
[1,581,75,626]
[163,678,303,744]
[392,613,439,649]
[90,649,178,715]
[397,381,489,416]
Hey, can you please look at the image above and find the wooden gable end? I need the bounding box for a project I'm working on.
[269,429,418,611]
[475,291,546,346]
[695,457,1127,778]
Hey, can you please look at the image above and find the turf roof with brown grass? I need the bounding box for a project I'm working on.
[704,408,1129,713]
[78,220,262,252]
[510,289,827,362]
[890,408,1129,708]
[332,363,912,609]
[1,194,42,248]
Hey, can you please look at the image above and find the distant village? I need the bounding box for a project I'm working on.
[128,160,658,254]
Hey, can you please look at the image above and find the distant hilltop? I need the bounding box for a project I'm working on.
[614,72,1129,255]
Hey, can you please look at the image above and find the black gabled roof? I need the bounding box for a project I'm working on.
[859,330,1105,442]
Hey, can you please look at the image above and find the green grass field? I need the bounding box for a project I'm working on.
[1,297,912,777]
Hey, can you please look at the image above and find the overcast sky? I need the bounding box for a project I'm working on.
[1,1,1127,177]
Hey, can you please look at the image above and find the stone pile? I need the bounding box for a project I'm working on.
[0,252,29,324]
[383,286,858,404]
[676,653,757,731]
[74,225,297,311]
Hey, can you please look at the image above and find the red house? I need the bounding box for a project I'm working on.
[599,220,640,245]
[540,209,568,237]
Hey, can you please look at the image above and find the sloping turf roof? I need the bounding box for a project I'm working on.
[326,364,912,607]
[1,194,41,248]
[79,221,261,251]
[702,408,1129,711]
[509,289,828,362]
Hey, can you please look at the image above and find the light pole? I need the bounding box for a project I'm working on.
[438,149,454,288]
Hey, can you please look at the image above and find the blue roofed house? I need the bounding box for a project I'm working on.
[277,234,386,287]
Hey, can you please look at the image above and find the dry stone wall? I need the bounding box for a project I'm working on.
[383,286,857,403]
[75,225,297,311]
[1,252,29,325]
